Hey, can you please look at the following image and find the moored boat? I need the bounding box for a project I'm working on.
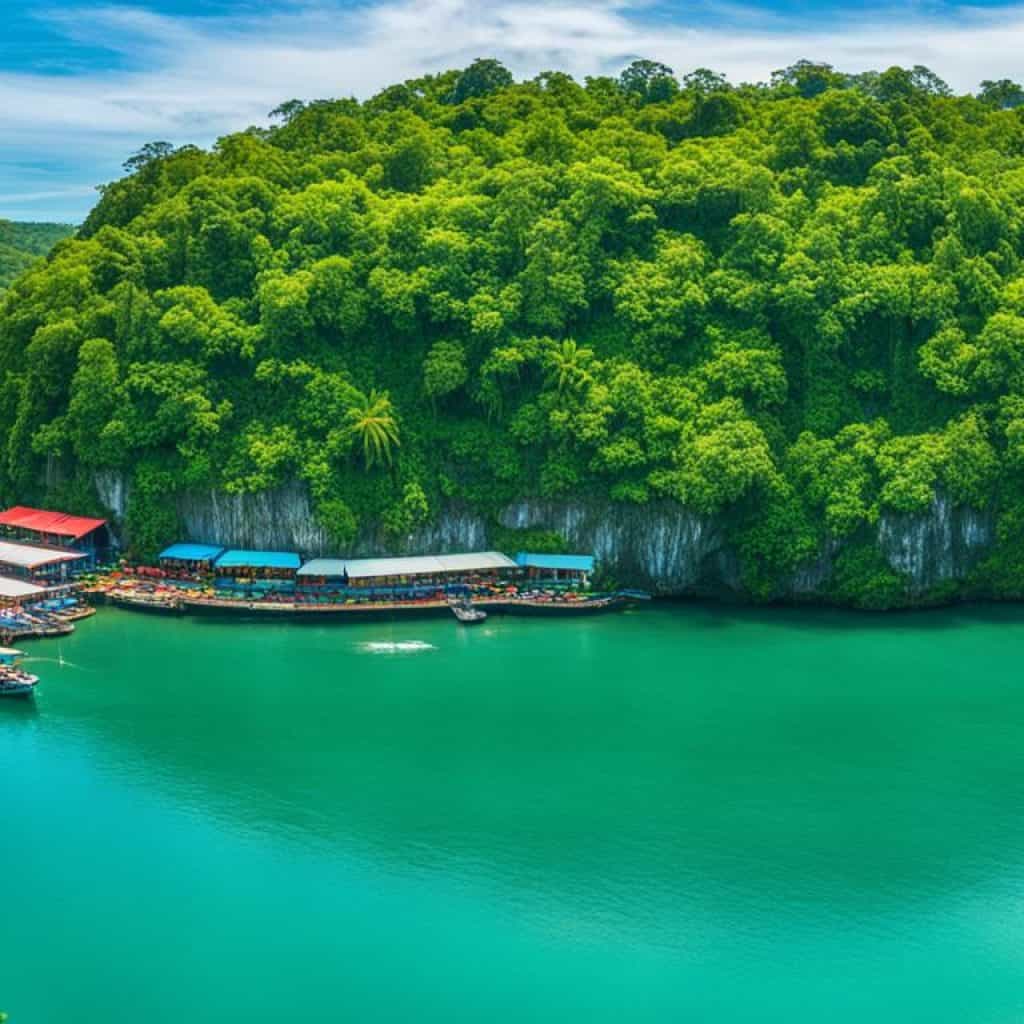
[0,647,39,698]
[108,591,186,614]
[451,599,487,624]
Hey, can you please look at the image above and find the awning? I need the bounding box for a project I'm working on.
[214,550,301,571]
[0,540,87,570]
[159,543,225,563]
[0,506,106,540]
[515,552,595,573]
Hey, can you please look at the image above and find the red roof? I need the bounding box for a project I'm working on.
[0,506,107,540]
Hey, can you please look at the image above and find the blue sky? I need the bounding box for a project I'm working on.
[5,0,1024,223]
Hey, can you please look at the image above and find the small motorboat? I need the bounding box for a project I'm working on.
[0,647,39,698]
[450,599,487,625]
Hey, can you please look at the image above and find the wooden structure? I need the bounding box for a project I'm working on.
[213,549,301,595]
[297,552,517,601]
[0,506,108,567]
[0,576,47,608]
[515,552,595,586]
[0,539,88,584]
[159,543,225,576]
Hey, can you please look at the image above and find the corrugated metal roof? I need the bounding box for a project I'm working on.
[0,576,46,599]
[0,505,106,540]
[436,552,517,572]
[516,552,595,572]
[300,551,519,580]
[297,558,351,578]
[159,543,225,562]
[214,549,301,571]
[340,555,446,579]
[0,540,87,569]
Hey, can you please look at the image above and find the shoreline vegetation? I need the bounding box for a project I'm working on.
[6,60,1024,607]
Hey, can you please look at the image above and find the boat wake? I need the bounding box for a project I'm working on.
[22,655,89,671]
[359,640,437,655]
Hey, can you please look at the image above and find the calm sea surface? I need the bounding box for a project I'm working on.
[3,604,1024,1022]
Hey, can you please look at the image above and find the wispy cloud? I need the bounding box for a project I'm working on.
[0,186,96,202]
[6,0,1024,220]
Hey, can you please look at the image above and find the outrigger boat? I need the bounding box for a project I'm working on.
[0,647,39,698]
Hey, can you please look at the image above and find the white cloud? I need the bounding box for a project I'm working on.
[7,0,1024,220]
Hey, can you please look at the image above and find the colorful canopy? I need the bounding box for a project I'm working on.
[214,550,301,571]
[0,540,87,570]
[159,543,225,563]
[0,506,106,540]
[515,552,595,573]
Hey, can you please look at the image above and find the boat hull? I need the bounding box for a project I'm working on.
[108,596,185,615]
[488,597,634,616]
[0,685,37,698]
[0,674,39,698]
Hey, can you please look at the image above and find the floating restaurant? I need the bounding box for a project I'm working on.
[0,506,108,567]
[0,539,88,584]
[296,552,518,601]
[515,552,595,586]
[0,576,47,608]
[158,543,225,579]
[213,549,302,595]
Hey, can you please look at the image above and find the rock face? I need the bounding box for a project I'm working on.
[102,473,995,601]
[177,483,330,554]
[496,500,727,593]
[876,493,992,595]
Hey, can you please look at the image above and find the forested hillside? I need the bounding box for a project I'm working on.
[0,220,74,288]
[4,58,1024,604]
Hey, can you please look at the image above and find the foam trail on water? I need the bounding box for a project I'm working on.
[359,640,437,654]
[22,656,90,671]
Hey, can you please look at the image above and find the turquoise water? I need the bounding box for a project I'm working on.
[3,604,1024,1022]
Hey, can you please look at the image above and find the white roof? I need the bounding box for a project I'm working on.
[435,552,517,572]
[298,551,517,580]
[298,558,356,578]
[0,539,86,569]
[0,576,46,599]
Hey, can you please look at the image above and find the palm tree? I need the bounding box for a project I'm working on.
[344,388,400,469]
[545,338,594,396]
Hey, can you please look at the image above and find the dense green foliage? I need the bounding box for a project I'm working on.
[0,220,74,289]
[4,58,1024,600]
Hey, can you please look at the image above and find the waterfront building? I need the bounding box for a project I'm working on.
[213,550,302,596]
[297,552,518,601]
[0,506,108,567]
[0,576,47,608]
[0,539,88,584]
[159,543,225,577]
[515,552,595,587]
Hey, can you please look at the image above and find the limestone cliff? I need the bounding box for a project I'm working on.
[100,476,992,603]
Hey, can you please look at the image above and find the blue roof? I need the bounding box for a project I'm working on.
[159,543,225,562]
[215,549,301,571]
[515,552,595,572]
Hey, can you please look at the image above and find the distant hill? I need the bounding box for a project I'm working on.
[0,220,75,288]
